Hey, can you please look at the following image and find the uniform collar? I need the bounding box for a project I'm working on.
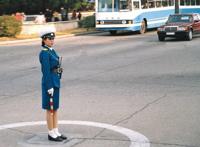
[42,45,54,51]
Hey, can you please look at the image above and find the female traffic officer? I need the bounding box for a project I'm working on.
[39,28,67,142]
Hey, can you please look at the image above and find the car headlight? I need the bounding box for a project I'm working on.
[157,27,165,31]
[177,27,188,31]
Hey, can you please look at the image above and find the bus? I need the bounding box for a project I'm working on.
[95,0,200,34]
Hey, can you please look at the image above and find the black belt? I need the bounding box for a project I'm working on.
[52,67,63,74]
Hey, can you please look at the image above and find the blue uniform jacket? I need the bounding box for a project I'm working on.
[39,46,61,91]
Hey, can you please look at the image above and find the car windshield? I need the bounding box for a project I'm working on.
[167,15,193,23]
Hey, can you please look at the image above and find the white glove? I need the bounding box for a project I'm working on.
[48,88,54,96]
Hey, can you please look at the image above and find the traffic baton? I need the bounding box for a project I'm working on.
[49,94,54,116]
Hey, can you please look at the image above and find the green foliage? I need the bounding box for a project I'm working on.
[0,0,95,15]
[74,2,82,10]
[78,15,95,29]
[0,16,22,37]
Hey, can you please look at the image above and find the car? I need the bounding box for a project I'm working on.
[157,13,200,41]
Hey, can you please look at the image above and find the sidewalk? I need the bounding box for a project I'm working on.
[0,28,100,45]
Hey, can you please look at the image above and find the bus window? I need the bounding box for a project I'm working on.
[180,0,185,5]
[148,0,155,8]
[141,0,148,9]
[156,1,162,7]
[128,0,132,10]
[162,0,169,7]
[114,0,118,11]
[197,0,200,5]
[191,0,196,5]
[186,0,191,5]
[133,1,140,9]
[119,0,132,11]
[169,0,174,6]
[98,0,112,12]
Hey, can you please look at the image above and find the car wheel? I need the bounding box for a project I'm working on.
[109,30,117,35]
[186,30,193,41]
[158,35,165,41]
[139,20,147,34]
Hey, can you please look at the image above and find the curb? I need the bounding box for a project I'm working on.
[0,31,102,45]
[74,31,102,36]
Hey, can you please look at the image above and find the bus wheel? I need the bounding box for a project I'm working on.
[109,30,117,35]
[139,20,146,34]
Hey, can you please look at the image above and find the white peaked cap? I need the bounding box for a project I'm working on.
[39,27,56,38]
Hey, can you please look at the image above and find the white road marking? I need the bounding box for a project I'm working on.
[0,120,150,147]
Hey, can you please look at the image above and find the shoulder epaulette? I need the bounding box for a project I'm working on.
[42,48,48,51]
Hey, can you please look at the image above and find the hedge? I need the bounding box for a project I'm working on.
[78,15,95,29]
[0,16,22,37]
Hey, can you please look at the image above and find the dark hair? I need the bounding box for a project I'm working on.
[41,38,46,46]
[42,41,45,46]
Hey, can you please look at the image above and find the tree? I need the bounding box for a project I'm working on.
[0,0,94,15]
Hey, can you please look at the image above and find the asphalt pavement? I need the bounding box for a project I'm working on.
[0,31,200,147]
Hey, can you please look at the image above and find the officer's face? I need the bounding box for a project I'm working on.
[43,38,54,47]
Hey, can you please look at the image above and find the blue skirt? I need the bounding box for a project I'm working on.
[42,86,59,110]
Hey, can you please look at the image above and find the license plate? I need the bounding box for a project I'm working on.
[166,32,175,35]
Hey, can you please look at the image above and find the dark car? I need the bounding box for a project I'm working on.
[157,13,200,41]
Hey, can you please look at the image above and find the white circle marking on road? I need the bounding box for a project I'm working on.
[0,120,150,147]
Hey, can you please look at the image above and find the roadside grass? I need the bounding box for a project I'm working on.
[0,28,96,42]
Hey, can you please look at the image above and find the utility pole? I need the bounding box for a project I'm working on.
[175,0,179,14]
